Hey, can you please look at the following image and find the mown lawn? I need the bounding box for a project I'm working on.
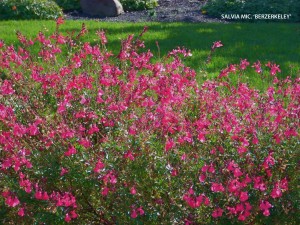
[0,20,299,87]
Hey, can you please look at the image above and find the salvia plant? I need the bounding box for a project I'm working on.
[0,18,299,224]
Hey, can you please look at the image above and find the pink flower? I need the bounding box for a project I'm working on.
[270,182,283,199]
[245,202,252,211]
[64,145,77,157]
[165,138,175,152]
[13,124,27,137]
[233,168,243,178]
[61,128,75,139]
[87,124,99,135]
[183,188,209,208]
[239,191,249,202]
[65,213,71,222]
[137,207,144,216]
[19,179,32,193]
[18,207,25,217]
[35,191,42,200]
[227,160,238,171]
[228,64,237,73]
[217,146,224,154]
[124,150,135,161]
[60,167,69,176]
[101,187,109,196]
[171,168,178,176]
[237,146,247,154]
[210,148,216,154]
[184,219,193,225]
[252,136,259,145]
[238,214,246,221]
[27,124,39,136]
[201,164,209,173]
[1,80,15,95]
[262,152,275,169]
[219,68,230,78]
[270,187,282,199]
[5,196,20,207]
[131,209,138,219]
[228,179,242,193]
[79,138,91,148]
[260,200,272,216]
[204,196,210,206]
[266,62,281,76]
[96,30,108,45]
[181,153,186,161]
[242,175,252,187]
[131,206,144,219]
[208,164,215,173]
[42,192,49,200]
[211,183,225,193]
[130,186,137,195]
[252,61,262,74]
[253,176,266,191]
[212,208,223,218]
[240,59,250,70]
[197,132,206,142]
[128,125,137,135]
[284,128,298,138]
[212,41,223,50]
[279,177,288,191]
[2,191,10,198]
[199,173,206,182]
[94,159,105,173]
[70,210,78,219]
[56,17,64,25]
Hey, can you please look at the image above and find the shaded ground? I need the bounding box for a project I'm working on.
[65,0,225,23]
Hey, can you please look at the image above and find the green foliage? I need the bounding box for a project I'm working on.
[54,0,80,11]
[0,0,63,20]
[202,0,300,22]
[120,0,158,11]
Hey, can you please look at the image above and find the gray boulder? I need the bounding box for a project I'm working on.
[80,0,124,17]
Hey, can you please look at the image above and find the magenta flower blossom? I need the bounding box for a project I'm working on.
[212,208,223,218]
[1,80,15,95]
[212,41,223,50]
[18,207,25,217]
[252,61,262,74]
[240,59,250,70]
[211,183,225,193]
[260,200,272,216]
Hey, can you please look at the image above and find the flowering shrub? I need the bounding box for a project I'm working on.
[54,0,80,11]
[120,0,158,11]
[0,0,63,20]
[0,19,299,224]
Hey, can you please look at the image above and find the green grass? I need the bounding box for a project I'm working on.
[0,20,299,88]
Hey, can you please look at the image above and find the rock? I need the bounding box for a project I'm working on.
[80,0,124,17]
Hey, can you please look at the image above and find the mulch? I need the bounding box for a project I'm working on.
[65,0,226,23]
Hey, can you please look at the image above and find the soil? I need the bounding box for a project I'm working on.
[65,0,226,23]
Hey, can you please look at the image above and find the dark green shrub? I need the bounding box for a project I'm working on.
[202,0,300,22]
[202,0,243,16]
[54,0,80,11]
[120,0,158,11]
[0,0,63,20]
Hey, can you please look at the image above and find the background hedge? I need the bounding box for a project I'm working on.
[0,0,63,20]
[202,0,300,22]
[54,0,80,11]
[120,0,158,11]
